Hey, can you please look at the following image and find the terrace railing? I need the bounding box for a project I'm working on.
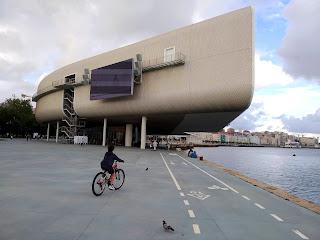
[142,52,185,72]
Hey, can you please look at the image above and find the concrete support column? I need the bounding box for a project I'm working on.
[102,118,107,146]
[140,116,147,149]
[125,124,133,147]
[46,123,50,142]
[55,121,59,143]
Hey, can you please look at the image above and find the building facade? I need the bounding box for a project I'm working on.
[33,7,254,148]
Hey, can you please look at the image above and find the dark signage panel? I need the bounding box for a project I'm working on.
[90,59,134,100]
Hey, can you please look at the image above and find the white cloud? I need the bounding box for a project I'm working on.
[279,0,320,82]
[0,0,296,102]
[254,85,320,118]
[0,0,201,102]
[255,53,294,89]
[1,0,318,136]
[231,82,320,134]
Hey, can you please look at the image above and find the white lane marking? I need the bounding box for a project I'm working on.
[254,203,266,210]
[182,162,188,166]
[193,224,201,234]
[242,195,250,200]
[188,209,195,218]
[292,229,309,239]
[208,185,229,190]
[160,153,181,191]
[184,200,190,206]
[169,153,177,156]
[187,191,210,200]
[180,192,185,197]
[176,154,239,193]
[270,214,284,222]
[170,161,175,165]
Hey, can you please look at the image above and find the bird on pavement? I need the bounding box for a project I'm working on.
[163,220,174,232]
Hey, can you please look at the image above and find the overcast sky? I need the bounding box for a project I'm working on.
[0,0,319,136]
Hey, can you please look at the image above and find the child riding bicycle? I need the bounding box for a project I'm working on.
[100,145,124,190]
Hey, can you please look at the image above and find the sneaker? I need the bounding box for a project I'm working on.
[108,184,115,190]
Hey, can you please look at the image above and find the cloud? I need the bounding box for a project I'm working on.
[278,0,320,82]
[255,53,294,89]
[280,108,320,134]
[230,82,320,133]
[254,85,320,118]
[229,102,266,130]
[0,0,201,102]
[3,0,273,102]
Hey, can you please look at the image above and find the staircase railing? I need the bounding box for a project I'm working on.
[60,126,73,138]
[62,115,75,126]
[63,105,75,116]
[60,85,85,143]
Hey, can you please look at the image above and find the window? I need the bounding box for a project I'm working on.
[164,47,175,62]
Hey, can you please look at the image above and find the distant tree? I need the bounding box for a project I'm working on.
[0,98,44,137]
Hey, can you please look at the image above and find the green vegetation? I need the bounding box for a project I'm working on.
[0,98,44,137]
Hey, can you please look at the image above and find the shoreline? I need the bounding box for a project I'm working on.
[201,158,320,215]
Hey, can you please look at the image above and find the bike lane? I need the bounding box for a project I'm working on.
[77,150,197,240]
[163,151,319,240]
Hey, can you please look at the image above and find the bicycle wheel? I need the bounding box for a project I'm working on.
[114,169,125,190]
[92,172,107,196]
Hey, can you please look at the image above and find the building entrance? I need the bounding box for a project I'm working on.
[107,126,125,146]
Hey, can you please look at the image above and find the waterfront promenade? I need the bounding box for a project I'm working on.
[0,140,319,239]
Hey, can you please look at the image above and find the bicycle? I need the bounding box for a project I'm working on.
[92,160,125,196]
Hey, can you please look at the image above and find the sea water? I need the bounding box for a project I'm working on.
[195,147,320,205]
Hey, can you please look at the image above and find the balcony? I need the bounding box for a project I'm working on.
[142,52,185,72]
[33,78,86,102]
[52,77,80,90]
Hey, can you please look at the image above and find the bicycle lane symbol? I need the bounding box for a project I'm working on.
[187,191,210,200]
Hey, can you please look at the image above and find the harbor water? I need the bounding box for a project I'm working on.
[194,147,320,205]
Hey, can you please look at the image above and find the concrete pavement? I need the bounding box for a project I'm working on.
[0,139,319,239]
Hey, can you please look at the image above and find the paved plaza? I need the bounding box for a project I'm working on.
[0,139,319,240]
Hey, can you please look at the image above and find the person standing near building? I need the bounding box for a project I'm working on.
[152,140,158,151]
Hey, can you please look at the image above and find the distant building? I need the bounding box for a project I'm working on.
[299,137,317,147]
[249,135,260,145]
[243,130,251,135]
[226,128,235,135]
[162,130,319,149]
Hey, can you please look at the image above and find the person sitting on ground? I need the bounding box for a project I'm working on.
[187,147,194,157]
[100,145,124,190]
[190,150,198,158]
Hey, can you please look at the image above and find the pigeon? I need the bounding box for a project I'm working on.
[293,154,296,156]
[163,220,174,232]
[145,167,149,171]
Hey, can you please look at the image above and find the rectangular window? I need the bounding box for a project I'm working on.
[164,47,175,62]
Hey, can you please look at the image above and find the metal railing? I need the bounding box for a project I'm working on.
[63,104,74,114]
[142,52,185,72]
[65,78,76,84]
[60,126,73,138]
[64,92,73,101]
[62,117,74,127]
[33,77,79,101]
[52,79,65,87]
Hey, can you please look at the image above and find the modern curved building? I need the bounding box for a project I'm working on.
[33,7,254,148]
